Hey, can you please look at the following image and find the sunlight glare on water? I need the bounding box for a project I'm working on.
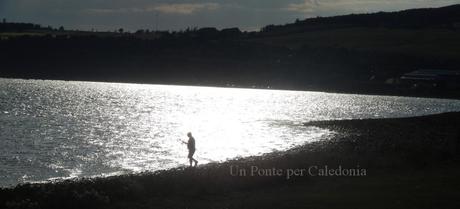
[1,78,460,187]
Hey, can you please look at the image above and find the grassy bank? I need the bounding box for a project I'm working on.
[1,112,460,209]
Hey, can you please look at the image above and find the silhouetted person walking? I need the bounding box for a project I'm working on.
[184,132,198,167]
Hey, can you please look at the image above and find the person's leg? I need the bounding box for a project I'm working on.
[188,150,194,167]
[192,158,198,166]
[187,149,198,167]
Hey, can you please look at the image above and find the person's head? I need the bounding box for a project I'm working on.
[187,132,192,138]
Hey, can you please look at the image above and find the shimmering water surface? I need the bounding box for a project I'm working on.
[1,78,460,187]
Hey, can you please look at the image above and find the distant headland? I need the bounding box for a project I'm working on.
[1,4,460,99]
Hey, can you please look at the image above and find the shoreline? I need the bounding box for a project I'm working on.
[2,76,460,101]
[1,112,460,208]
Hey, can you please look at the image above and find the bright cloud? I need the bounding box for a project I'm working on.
[285,0,319,13]
[84,3,220,15]
[153,3,219,14]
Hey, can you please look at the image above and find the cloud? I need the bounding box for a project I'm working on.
[154,3,219,14]
[84,3,220,15]
[284,0,320,13]
[285,0,460,15]
[3,0,459,31]
[84,8,142,14]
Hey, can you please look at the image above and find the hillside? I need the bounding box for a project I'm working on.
[259,4,460,34]
[1,4,460,98]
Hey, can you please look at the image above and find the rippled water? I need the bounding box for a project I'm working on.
[1,78,460,187]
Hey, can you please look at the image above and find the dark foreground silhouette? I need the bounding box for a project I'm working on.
[1,4,460,99]
[1,112,460,209]
[180,132,198,167]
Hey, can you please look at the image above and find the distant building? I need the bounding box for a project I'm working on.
[197,27,219,39]
[221,27,242,38]
[400,69,460,89]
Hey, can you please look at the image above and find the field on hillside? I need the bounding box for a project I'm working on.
[249,28,460,60]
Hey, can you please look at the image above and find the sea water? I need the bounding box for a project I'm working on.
[1,78,460,187]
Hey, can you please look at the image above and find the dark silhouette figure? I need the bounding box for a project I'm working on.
[186,132,198,167]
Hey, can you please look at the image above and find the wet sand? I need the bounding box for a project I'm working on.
[1,112,460,209]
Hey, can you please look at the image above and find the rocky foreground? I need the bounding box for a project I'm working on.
[1,112,460,209]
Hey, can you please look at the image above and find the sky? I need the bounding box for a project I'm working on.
[1,0,459,31]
